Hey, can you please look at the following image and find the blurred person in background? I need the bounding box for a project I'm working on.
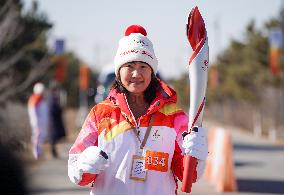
[28,82,49,160]
[48,81,66,158]
[68,25,208,195]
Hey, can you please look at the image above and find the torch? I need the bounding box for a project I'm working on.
[181,6,209,193]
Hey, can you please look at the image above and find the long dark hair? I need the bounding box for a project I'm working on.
[111,72,161,104]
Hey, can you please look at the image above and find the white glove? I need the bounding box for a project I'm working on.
[77,146,109,175]
[182,126,208,160]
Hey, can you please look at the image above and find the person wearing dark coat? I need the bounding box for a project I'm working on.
[49,84,66,158]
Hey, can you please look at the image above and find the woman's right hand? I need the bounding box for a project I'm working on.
[77,146,109,174]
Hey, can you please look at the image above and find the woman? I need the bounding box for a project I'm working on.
[68,25,208,195]
[28,82,49,160]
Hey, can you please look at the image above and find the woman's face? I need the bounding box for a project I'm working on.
[119,61,152,95]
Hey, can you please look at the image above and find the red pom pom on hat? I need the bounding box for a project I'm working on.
[124,25,147,36]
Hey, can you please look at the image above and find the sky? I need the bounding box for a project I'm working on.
[23,0,283,79]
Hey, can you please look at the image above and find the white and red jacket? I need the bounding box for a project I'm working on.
[68,81,195,195]
[28,94,49,148]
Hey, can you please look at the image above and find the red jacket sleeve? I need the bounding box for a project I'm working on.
[68,108,99,186]
[171,141,184,181]
[171,112,197,182]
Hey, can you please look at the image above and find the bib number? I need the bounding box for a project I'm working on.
[145,150,169,172]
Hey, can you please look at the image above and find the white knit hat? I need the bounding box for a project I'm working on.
[114,25,158,75]
[33,82,45,95]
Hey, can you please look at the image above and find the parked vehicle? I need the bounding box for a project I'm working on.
[95,64,115,103]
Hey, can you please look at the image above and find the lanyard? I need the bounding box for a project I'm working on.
[125,114,155,150]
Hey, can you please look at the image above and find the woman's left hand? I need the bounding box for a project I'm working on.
[182,126,208,161]
[182,126,208,180]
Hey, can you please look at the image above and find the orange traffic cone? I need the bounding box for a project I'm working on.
[204,128,215,180]
[205,127,237,192]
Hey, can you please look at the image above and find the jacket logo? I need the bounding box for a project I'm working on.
[152,129,161,141]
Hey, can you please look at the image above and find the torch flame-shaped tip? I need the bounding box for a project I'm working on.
[187,6,206,51]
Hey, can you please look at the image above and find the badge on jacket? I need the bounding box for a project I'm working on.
[130,155,147,181]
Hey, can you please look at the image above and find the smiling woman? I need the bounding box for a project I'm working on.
[119,62,152,95]
[68,24,208,195]
[111,61,161,116]
[117,61,154,119]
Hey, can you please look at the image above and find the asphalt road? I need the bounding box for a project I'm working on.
[27,121,284,195]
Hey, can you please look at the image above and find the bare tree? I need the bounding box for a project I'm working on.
[0,0,52,148]
[0,0,52,105]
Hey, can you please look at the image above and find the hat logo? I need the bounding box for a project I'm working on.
[130,38,148,47]
[119,49,154,60]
